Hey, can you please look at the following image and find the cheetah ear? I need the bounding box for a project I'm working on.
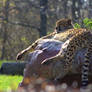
[68,19,72,25]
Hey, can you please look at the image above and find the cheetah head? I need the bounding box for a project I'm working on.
[55,18,73,33]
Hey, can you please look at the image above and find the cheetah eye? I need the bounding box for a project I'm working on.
[56,26,62,33]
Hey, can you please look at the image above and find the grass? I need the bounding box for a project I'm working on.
[0,60,23,91]
[0,75,23,91]
[0,60,6,67]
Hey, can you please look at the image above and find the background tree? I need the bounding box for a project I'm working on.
[1,0,10,59]
[88,0,92,18]
[71,0,82,23]
[40,0,48,37]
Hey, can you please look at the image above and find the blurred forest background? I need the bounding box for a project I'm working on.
[0,0,92,60]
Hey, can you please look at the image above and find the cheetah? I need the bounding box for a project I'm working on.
[42,29,92,87]
[63,29,92,87]
[16,19,74,60]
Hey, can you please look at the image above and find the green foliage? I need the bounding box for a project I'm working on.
[0,75,23,91]
[74,18,92,30]
[83,18,92,29]
[74,23,81,29]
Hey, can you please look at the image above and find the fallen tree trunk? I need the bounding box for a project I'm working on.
[0,62,26,75]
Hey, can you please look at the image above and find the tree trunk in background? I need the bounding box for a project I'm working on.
[88,0,92,18]
[63,0,67,18]
[72,0,81,23]
[40,0,48,37]
[1,0,9,60]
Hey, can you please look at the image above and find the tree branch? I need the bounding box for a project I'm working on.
[8,20,40,31]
